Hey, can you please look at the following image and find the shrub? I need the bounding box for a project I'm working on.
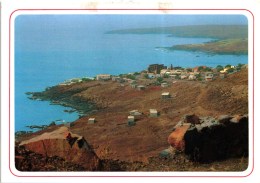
[227,68,235,73]
[126,74,136,80]
[82,78,92,82]
[157,77,164,83]
[225,64,232,68]
[163,74,169,78]
[143,73,149,79]
[49,121,56,126]
[216,65,224,72]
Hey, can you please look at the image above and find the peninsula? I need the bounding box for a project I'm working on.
[106,25,248,55]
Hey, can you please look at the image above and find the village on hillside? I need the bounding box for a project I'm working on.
[55,63,247,126]
[59,63,247,86]
[17,62,249,171]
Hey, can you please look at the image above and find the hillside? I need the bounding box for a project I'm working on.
[21,68,248,169]
[106,25,248,39]
[170,38,248,55]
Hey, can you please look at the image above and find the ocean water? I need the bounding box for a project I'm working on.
[15,33,248,132]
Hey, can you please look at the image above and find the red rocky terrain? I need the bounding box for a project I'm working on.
[16,68,249,171]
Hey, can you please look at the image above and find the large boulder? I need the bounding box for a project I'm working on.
[19,127,100,170]
[168,114,248,162]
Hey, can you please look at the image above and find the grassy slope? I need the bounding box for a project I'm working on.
[22,68,248,170]
[106,25,248,55]
[170,38,248,55]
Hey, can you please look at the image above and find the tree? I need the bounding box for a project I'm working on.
[204,67,212,72]
[225,64,232,68]
[126,74,136,80]
[237,63,244,67]
[173,66,183,70]
[48,121,56,126]
[82,78,92,82]
[216,65,224,72]
[198,66,212,72]
[227,68,235,73]
[237,63,244,70]
[157,77,164,83]
[198,66,205,71]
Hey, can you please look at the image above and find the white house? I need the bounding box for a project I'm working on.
[161,82,169,88]
[137,85,145,91]
[161,92,171,99]
[127,116,135,126]
[96,74,111,81]
[188,74,197,80]
[88,118,96,124]
[150,109,158,117]
[205,72,214,81]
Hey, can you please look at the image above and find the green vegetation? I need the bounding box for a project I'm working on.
[225,64,232,68]
[126,74,136,80]
[227,68,235,73]
[216,65,224,72]
[48,121,56,126]
[157,77,164,83]
[173,66,184,70]
[170,39,248,55]
[236,63,245,71]
[198,66,212,72]
[163,74,169,78]
[143,73,149,79]
[82,78,93,82]
[107,25,248,55]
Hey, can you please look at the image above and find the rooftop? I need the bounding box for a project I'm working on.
[150,109,158,113]
[162,92,170,95]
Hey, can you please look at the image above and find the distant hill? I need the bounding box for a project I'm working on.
[169,38,248,55]
[106,25,248,55]
[106,25,248,39]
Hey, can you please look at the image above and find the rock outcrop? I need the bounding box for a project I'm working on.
[168,124,191,151]
[19,127,100,170]
[168,114,248,162]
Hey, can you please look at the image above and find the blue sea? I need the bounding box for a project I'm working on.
[15,15,248,132]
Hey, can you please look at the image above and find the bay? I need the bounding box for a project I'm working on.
[15,34,248,132]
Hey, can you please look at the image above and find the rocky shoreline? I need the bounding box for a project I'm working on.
[28,83,98,116]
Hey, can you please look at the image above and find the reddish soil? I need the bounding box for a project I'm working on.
[65,69,248,163]
[18,68,248,170]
